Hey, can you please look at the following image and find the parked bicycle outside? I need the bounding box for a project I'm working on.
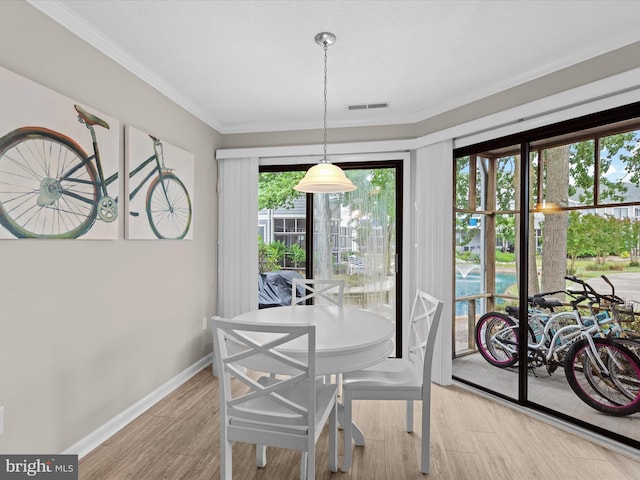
[475,276,640,416]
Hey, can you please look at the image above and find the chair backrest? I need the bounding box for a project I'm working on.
[405,290,444,382]
[291,278,345,306]
[211,316,317,436]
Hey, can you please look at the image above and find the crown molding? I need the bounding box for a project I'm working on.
[27,0,224,132]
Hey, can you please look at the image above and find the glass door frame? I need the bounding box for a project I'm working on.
[260,159,404,358]
[453,100,640,449]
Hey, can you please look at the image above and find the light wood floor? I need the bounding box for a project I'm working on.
[79,368,640,480]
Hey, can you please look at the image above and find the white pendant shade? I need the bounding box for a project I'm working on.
[293,32,357,194]
[294,161,357,193]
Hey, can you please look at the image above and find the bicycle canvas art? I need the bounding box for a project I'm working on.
[0,65,120,239]
[125,125,194,240]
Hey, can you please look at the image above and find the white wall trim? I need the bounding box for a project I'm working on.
[27,0,223,132]
[63,354,212,458]
[258,150,408,166]
[452,73,640,149]
[216,139,412,160]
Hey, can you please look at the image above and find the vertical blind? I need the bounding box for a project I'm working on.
[217,157,259,318]
[414,140,453,384]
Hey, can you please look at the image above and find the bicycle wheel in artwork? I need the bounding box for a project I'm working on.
[125,125,194,240]
[0,65,120,239]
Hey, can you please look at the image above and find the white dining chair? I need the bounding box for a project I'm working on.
[291,278,345,386]
[291,278,345,306]
[211,316,338,480]
[340,290,443,474]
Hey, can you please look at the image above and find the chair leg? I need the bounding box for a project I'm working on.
[220,437,232,480]
[302,447,315,480]
[406,399,414,432]
[256,444,266,467]
[328,402,338,472]
[421,390,431,474]
[300,452,308,480]
[341,390,353,472]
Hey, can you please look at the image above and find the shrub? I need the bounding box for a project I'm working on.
[495,251,515,263]
[258,239,287,273]
[288,243,306,268]
[456,251,480,263]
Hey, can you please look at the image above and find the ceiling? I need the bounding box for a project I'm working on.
[31,1,640,135]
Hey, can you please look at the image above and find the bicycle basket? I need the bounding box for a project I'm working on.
[612,303,635,323]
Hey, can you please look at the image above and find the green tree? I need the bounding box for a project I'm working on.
[258,171,305,210]
[568,133,640,204]
[455,156,478,248]
[621,218,640,262]
[566,211,594,272]
[541,132,639,293]
[495,156,517,251]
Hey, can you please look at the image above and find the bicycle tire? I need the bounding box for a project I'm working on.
[475,312,519,368]
[579,338,640,412]
[0,127,98,238]
[145,172,192,239]
[564,337,640,416]
[613,337,640,365]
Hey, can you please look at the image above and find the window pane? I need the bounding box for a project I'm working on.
[541,141,589,209]
[496,155,517,212]
[258,171,306,275]
[313,166,399,355]
[455,156,471,210]
[599,129,640,204]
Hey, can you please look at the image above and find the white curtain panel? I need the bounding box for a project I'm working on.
[217,157,259,318]
[413,140,453,385]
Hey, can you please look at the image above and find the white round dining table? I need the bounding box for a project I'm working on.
[231,305,395,376]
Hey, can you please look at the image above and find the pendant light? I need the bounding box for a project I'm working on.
[294,32,357,193]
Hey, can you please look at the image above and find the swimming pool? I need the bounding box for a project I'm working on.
[455,271,516,315]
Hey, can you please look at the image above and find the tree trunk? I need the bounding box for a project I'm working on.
[541,146,570,299]
[514,155,540,296]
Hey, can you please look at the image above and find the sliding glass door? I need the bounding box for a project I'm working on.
[259,161,402,356]
[452,101,640,449]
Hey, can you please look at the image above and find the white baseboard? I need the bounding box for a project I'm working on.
[64,354,213,459]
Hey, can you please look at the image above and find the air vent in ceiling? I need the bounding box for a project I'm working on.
[347,102,389,111]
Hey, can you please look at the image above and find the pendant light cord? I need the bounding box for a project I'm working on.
[322,41,328,163]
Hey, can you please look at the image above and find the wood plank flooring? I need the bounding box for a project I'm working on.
[78,368,640,479]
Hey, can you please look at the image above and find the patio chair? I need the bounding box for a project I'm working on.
[291,278,345,306]
[211,316,338,480]
[340,290,443,474]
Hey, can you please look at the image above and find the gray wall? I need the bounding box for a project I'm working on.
[0,2,220,453]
